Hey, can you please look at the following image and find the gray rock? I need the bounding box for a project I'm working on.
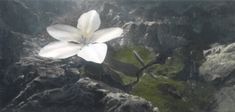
[213,85,235,112]
[103,92,158,112]
[1,78,157,112]
[200,43,235,83]
[200,43,235,112]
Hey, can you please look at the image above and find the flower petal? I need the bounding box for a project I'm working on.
[77,10,101,36]
[39,42,81,59]
[91,27,123,43]
[77,43,107,64]
[47,24,81,42]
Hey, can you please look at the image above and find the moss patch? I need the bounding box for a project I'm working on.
[110,45,215,112]
[132,75,188,112]
[111,45,156,84]
[131,75,216,112]
[113,45,155,67]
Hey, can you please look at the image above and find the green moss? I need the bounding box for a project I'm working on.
[132,75,216,112]
[132,75,188,112]
[118,73,137,85]
[109,67,137,85]
[146,49,184,78]
[111,44,156,84]
[129,49,215,112]
[113,45,155,67]
[111,45,185,85]
[110,45,215,112]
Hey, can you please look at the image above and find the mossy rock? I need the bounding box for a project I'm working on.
[132,75,188,112]
[132,74,216,112]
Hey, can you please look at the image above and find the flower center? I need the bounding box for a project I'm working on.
[80,36,89,45]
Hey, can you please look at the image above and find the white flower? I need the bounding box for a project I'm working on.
[39,10,123,64]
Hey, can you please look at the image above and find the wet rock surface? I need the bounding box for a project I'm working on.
[0,0,235,112]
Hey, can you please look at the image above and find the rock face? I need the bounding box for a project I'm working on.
[200,43,235,112]
[213,86,235,112]
[1,77,157,112]
[103,92,158,112]
[200,43,235,83]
